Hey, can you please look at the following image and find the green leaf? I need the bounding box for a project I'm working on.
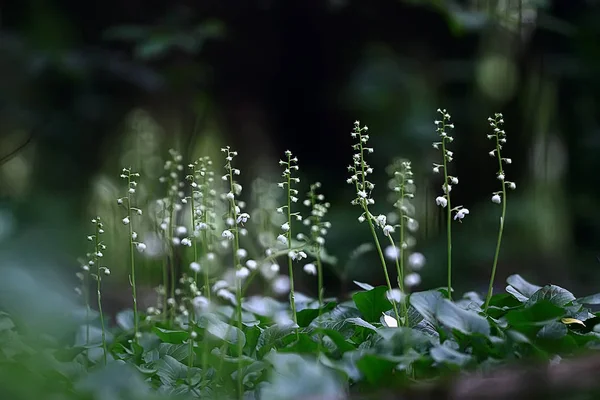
[278,333,319,354]
[506,274,542,301]
[256,324,296,358]
[505,300,565,336]
[346,317,377,331]
[577,293,600,305]
[430,345,472,367]
[410,290,444,324]
[152,327,189,344]
[197,313,245,346]
[296,302,336,327]
[355,354,402,385]
[435,300,490,336]
[313,328,356,354]
[154,355,189,385]
[310,306,362,338]
[526,285,576,308]
[262,353,345,399]
[537,321,568,339]
[352,286,392,322]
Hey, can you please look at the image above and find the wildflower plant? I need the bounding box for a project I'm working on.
[118,167,143,341]
[87,217,109,364]
[433,109,467,299]
[303,182,331,311]
[483,113,517,312]
[221,146,248,397]
[277,150,304,329]
[347,121,401,326]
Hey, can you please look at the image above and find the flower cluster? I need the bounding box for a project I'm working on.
[302,182,331,276]
[433,109,469,222]
[487,113,516,203]
[277,150,304,260]
[118,168,145,251]
[347,121,375,214]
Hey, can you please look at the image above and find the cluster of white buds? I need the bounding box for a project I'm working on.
[487,113,516,204]
[221,147,251,285]
[118,168,146,251]
[432,109,469,223]
[89,217,111,278]
[303,182,331,279]
[348,121,376,219]
[277,150,303,258]
[157,149,185,244]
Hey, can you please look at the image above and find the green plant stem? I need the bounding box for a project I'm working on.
[364,212,401,325]
[128,179,139,342]
[168,201,176,325]
[484,140,508,312]
[441,137,453,300]
[285,154,298,336]
[95,224,108,365]
[387,238,407,326]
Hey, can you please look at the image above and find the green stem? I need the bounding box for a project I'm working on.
[388,237,407,326]
[168,201,175,325]
[95,224,108,365]
[441,137,453,300]
[484,135,508,312]
[285,153,298,336]
[128,178,139,342]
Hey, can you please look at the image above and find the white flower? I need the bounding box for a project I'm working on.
[236,267,250,279]
[222,230,234,240]
[176,226,188,236]
[442,184,452,193]
[408,252,426,270]
[382,314,398,328]
[386,289,404,303]
[357,190,367,199]
[136,242,147,252]
[272,276,290,295]
[131,231,138,240]
[454,208,470,221]
[504,158,512,164]
[451,177,458,184]
[192,296,209,310]
[404,272,421,287]
[435,196,448,208]
[492,194,502,204]
[181,238,192,247]
[226,192,235,200]
[270,263,280,273]
[508,182,516,190]
[104,269,111,276]
[190,262,201,272]
[277,234,288,245]
[497,173,505,181]
[383,225,395,236]
[246,259,258,270]
[433,166,440,173]
[358,215,366,223]
[236,248,248,259]
[236,213,250,224]
[122,217,130,225]
[376,214,386,227]
[384,245,400,260]
[303,263,317,275]
[281,222,290,232]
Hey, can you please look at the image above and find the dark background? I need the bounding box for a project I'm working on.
[1,0,599,312]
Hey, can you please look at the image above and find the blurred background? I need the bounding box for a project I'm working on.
[1,0,599,316]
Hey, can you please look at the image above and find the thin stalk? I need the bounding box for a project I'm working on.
[388,238,407,326]
[484,139,508,312]
[168,201,176,325]
[441,137,453,300]
[95,223,108,365]
[285,154,298,335]
[127,176,139,341]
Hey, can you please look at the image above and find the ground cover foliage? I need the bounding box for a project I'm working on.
[1,112,600,400]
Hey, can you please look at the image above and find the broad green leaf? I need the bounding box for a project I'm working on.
[346,317,377,331]
[310,306,362,338]
[436,300,490,336]
[256,324,296,358]
[355,354,402,385]
[430,345,472,367]
[296,302,336,327]
[526,285,576,308]
[197,313,246,347]
[537,321,567,339]
[262,353,345,399]
[313,328,356,354]
[154,355,188,385]
[352,286,392,322]
[506,274,542,301]
[278,333,319,354]
[577,293,600,305]
[410,290,444,324]
[152,327,189,344]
